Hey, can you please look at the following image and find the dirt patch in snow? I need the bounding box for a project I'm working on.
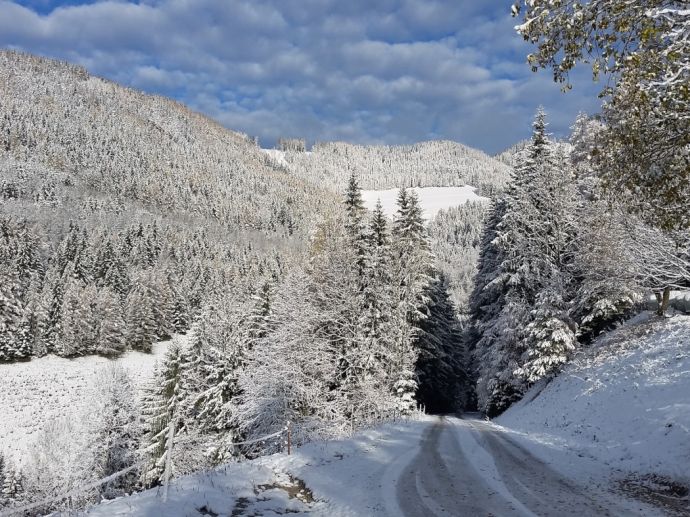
[229,472,316,515]
[619,474,690,516]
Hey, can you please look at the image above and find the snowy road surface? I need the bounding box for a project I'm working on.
[392,416,657,517]
[84,414,665,516]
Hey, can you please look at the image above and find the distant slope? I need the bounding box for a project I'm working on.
[493,140,529,168]
[263,140,511,195]
[498,313,690,512]
[361,186,486,220]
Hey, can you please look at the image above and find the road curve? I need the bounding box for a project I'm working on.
[395,416,655,517]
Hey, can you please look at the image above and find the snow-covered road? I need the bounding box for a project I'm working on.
[392,416,659,517]
[83,414,667,516]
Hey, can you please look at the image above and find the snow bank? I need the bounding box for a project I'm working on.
[362,186,487,220]
[0,339,170,462]
[498,313,690,484]
[85,416,433,516]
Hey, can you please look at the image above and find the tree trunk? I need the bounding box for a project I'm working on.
[656,286,671,316]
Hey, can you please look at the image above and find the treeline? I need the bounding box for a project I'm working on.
[0,50,342,363]
[265,140,510,196]
[468,110,690,416]
[0,216,285,362]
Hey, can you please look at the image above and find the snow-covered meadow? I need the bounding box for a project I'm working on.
[362,186,487,220]
[0,339,170,463]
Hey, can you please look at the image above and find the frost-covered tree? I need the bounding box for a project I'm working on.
[0,459,24,510]
[0,268,30,361]
[571,197,643,340]
[470,109,579,415]
[234,269,346,451]
[57,276,95,356]
[94,287,126,356]
[140,341,184,486]
[23,416,95,512]
[415,273,469,413]
[182,296,251,464]
[390,188,434,413]
[125,277,158,353]
[515,280,577,383]
[514,0,690,232]
[89,365,140,498]
[344,172,369,277]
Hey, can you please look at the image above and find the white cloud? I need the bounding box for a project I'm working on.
[0,0,603,153]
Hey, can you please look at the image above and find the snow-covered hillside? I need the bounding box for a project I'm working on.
[0,339,170,462]
[362,186,487,220]
[261,140,510,194]
[498,313,690,512]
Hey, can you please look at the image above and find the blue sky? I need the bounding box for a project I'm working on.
[1,0,603,154]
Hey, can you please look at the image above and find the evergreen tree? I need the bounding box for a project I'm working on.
[343,172,369,277]
[470,109,579,415]
[125,277,158,352]
[140,342,184,486]
[57,277,94,356]
[1,461,24,509]
[390,188,434,413]
[94,287,126,356]
[415,274,469,413]
[90,365,140,498]
[0,268,31,361]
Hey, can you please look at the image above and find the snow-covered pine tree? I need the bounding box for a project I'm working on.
[140,341,184,486]
[94,287,126,356]
[515,278,578,383]
[0,460,24,510]
[352,199,398,423]
[344,172,369,278]
[23,277,51,357]
[471,109,579,414]
[415,273,469,413]
[390,187,434,414]
[168,272,190,334]
[125,276,158,353]
[90,365,140,498]
[57,275,95,356]
[182,297,249,464]
[234,268,345,450]
[0,267,31,362]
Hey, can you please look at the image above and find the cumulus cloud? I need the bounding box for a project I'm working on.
[0,0,603,153]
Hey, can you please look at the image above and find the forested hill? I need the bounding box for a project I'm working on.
[0,50,336,362]
[264,140,511,195]
[0,50,333,234]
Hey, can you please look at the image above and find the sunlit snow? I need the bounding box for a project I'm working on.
[0,338,172,462]
[361,186,487,220]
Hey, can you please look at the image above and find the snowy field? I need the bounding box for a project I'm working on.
[362,186,486,220]
[498,313,690,485]
[0,339,171,463]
